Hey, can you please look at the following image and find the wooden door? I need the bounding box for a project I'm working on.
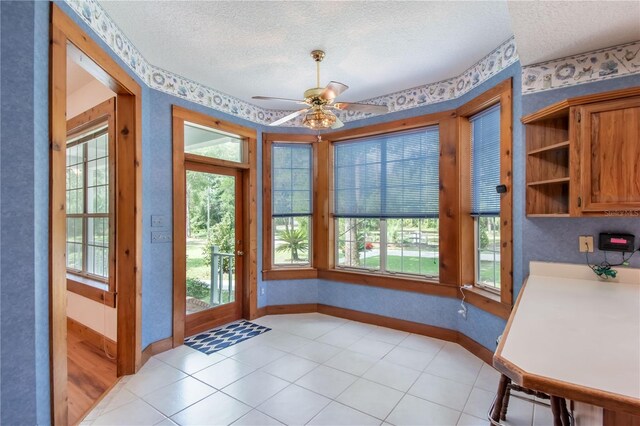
[184,162,245,337]
[578,97,640,213]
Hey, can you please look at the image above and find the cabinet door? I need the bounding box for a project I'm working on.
[578,97,640,213]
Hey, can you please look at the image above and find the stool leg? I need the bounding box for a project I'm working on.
[491,375,510,422]
[550,396,565,426]
[500,385,511,421]
[559,398,571,426]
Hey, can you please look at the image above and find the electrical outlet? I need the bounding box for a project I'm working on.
[579,235,594,253]
[260,287,265,296]
[152,231,172,243]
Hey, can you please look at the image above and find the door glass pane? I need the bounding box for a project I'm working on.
[186,170,236,314]
[184,122,243,162]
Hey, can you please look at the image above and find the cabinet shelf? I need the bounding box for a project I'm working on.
[527,141,569,155]
[527,177,570,187]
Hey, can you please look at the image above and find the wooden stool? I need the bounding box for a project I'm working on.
[490,374,571,426]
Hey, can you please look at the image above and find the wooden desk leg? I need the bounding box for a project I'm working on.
[550,396,570,426]
[491,374,510,422]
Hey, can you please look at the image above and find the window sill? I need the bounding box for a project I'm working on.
[262,268,318,281]
[317,269,459,298]
[462,285,511,320]
[67,276,116,307]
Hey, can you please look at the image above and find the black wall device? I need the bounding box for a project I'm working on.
[598,233,635,252]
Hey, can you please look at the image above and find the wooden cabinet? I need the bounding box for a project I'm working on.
[523,88,640,217]
[576,97,640,213]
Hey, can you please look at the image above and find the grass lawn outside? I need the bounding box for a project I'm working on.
[362,255,500,286]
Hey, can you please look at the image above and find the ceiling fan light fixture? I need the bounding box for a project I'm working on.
[302,109,336,130]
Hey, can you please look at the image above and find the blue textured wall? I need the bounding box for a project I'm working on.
[520,74,640,288]
[0,2,50,424]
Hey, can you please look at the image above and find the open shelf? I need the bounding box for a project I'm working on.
[527,140,569,155]
[527,177,570,187]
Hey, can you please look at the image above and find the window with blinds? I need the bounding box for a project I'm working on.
[333,126,440,277]
[471,104,501,216]
[271,143,312,266]
[470,104,501,290]
[334,127,440,218]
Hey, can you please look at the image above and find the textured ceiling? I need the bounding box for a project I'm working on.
[98,1,512,109]
[508,1,640,65]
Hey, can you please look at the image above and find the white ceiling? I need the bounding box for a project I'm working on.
[508,1,640,66]
[98,1,639,110]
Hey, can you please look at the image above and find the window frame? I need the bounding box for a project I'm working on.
[457,78,513,313]
[65,98,117,306]
[262,134,318,280]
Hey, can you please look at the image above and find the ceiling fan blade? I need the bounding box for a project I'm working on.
[333,102,388,114]
[320,81,349,100]
[252,96,307,105]
[269,108,309,126]
[331,116,344,129]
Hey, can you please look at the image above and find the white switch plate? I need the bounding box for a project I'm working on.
[579,235,594,253]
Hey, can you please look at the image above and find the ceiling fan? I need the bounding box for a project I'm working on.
[252,50,389,130]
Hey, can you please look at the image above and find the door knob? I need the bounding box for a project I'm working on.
[237,251,244,256]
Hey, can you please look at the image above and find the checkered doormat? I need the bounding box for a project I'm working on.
[184,320,271,355]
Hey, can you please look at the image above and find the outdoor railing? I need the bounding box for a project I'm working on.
[210,245,235,306]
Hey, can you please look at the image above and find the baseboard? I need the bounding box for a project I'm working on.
[258,303,494,364]
[140,336,173,366]
[67,317,117,356]
[265,303,318,315]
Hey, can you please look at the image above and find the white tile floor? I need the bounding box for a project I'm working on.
[83,313,551,425]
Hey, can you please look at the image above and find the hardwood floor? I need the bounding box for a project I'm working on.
[67,321,117,425]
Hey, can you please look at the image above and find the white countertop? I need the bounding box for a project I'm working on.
[496,261,640,407]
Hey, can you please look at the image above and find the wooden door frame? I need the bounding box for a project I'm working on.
[50,5,143,424]
[172,106,258,345]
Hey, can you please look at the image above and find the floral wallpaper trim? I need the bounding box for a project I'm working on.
[65,0,517,126]
[522,41,640,95]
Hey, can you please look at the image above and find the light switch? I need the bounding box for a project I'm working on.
[579,235,594,253]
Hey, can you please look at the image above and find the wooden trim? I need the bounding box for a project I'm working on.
[140,337,173,366]
[67,317,117,356]
[456,79,511,117]
[184,153,250,170]
[49,18,69,425]
[318,269,459,298]
[245,136,259,320]
[257,304,493,365]
[262,268,318,281]
[456,78,514,307]
[173,105,257,140]
[67,279,116,308]
[51,5,144,422]
[324,110,455,142]
[315,139,331,270]
[265,304,319,315]
[438,116,461,285]
[172,112,186,346]
[521,86,640,124]
[462,286,511,320]
[262,133,316,278]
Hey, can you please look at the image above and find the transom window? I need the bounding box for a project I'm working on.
[66,124,110,284]
[334,126,440,278]
[184,121,243,162]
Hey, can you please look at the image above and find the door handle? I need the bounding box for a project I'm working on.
[236,251,244,256]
